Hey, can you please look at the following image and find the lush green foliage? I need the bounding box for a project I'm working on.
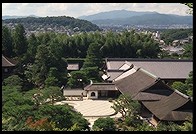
[2,86,89,131]
[83,42,102,68]
[111,94,141,120]
[3,16,100,32]
[160,29,192,44]
[183,43,193,59]
[2,25,13,57]
[3,75,23,87]
[67,70,88,88]
[171,71,193,97]
[12,24,28,57]
[92,117,116,131]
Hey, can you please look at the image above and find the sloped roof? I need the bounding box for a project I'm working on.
[106,58,192,79]
[133,91,168,101]
[2,55,17,67]
[142,90,192,121]
[106,70,124,81]
[67,63,79,70]
[63,88,87,96]
[133,80,174,101]
[114,68,159,98]
[114,66,138,81]
[118,61,133,70]
[84,83,117,91]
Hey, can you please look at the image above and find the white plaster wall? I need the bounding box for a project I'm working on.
[87,91,98,99]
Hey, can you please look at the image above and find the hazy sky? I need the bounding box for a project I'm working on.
[2,3,191,18]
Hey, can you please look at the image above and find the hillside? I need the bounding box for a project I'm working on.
[2,16,101,32]
[78,9,155,21]
[2,15,39,20]
[78,10,192,26]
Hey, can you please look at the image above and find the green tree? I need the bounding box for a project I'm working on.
[185,71,193,97]
[183,43,193,59]
[67,70,88,88]
[2,25,13,57]
[156,121,181,131]
[179,117,193,131]
[171,71,193,97]
[83,66,102,82]
[111,94,141,120]
[172,81,188,95]
[45,67,59,87]
[42,86,63,104]
[12,24,28,57]
[3,75,23,88]
[29,45,50,87]
[2,85,89,131]
[83,42,102,68]
[26,33,39,63]
[92,117,116,131]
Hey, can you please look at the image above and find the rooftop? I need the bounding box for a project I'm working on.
[67,63,79,71]
[2,55,17,67]
[106,58,192,79]
[84,83,117,91]
[114,68,159,98]
[142,90,192,121]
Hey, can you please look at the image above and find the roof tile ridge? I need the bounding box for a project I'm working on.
[2,55,15,66]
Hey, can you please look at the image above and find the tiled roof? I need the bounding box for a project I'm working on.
[63,88,87,96]
[84,83,117,91]
[114,66,138,81]
[114,68,159,98]
[142,90,192,121]
[2,55,17,67]
[106,70,124,81]
[106,58,192,79]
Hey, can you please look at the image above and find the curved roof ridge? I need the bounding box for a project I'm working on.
[174,89,190,99]
[139,68,158,79]
[2,55,16,67]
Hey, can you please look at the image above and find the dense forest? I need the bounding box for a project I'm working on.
[2,16,101,32]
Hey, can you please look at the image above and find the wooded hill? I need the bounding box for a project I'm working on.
[2,16,101,32]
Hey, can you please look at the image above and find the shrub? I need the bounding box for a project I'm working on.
[3,75,22,87]
[92,117,116,131]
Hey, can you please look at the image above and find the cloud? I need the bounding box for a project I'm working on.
[2,3,191,18]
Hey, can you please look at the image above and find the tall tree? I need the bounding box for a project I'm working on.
[26,33,38,63]
[30,45,50,87]
[12,24,28,57]
[111,94,141,120]
[82,42,102,68]
[2,25,13,57]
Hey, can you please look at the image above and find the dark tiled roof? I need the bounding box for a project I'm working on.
[142,90,192,121]
[84,83,117,91]
[106,58,192,79]
[114,68,159,98]
[133,91,167,101]
[2,55,17,67]
[133,80,175,101]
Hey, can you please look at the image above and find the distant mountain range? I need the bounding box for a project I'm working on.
[2,15,40,20]
[78,10,193,26]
